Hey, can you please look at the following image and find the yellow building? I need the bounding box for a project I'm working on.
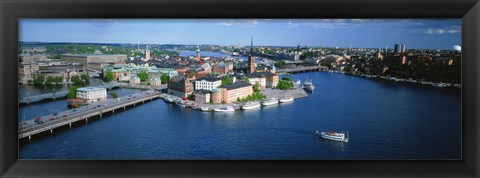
[220,82,253,103]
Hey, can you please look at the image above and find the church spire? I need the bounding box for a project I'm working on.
[250,36,253,54]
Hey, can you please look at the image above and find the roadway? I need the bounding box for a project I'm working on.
[19,89,160,138]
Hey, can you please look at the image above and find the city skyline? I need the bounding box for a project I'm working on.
[20,19,461,50]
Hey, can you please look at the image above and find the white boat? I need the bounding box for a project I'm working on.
[242,101,261,110]
[175,100,187,108]
[316,130,348,142]
[201,107,211,111]
[214,106,235,112]
[279,95,294,103]
[295,80,301,85]
[303,81,314,92]
[261,98,278,106]
[164,97,174,103]
[432,83,447,88]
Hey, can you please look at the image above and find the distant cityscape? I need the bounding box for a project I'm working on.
[18,19,462,160]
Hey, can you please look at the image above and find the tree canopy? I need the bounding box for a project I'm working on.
[137,71,149,82]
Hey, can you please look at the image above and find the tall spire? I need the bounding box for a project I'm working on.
[250,36,253,54]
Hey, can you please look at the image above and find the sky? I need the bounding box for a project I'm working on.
[20,19,461,50]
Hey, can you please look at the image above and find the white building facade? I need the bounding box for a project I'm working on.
[194,77,221,91]
[76,87,107,103]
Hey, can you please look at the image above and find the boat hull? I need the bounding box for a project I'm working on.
[242,104,261,110]
[316,131,348,142]
[279,98,294,103]
[262,101,278,106]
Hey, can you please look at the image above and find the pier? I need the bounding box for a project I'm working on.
[19,91,161,140]
[277,66,328,74]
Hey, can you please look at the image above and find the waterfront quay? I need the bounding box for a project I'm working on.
[19,90,161,140]
[159,86,308,111]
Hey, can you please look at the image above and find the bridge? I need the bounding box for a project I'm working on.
[19,82,126,104]
[86,68,102,78]
[276,66,328,74]
[19,91,161,140]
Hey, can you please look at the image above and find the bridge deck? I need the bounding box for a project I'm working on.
[19,92,160,139]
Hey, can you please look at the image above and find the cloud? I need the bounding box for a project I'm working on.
[216,19,266,28]
[424,26,460,35]
[90,19,119,28]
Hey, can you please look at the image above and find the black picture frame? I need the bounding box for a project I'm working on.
[1,0,479,177]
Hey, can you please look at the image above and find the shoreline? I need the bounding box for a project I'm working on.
[159,87,309,112]
[324,69,461,88]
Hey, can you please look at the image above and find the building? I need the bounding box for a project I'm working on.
[265,72,279,88]
[210,88,222,104]
[76,87,107,103]
[168,75,194,97]
[220,82,253,103]
[19,64,39,82]
[247,72,267,90]
[195,44,201,61]
[145,48,151,61]
[201,63,212,73]
[195,76,221,91]
[275,52,300,61]
[213,62,233,74]
[195,90,211,104]
[248,37,256,73]
[150,78,162,87]
[394,44,405,54]
[129,76,141,85]
[61,54,127,68]
[20,46,47,53]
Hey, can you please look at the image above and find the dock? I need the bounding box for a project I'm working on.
[159,86,309,111]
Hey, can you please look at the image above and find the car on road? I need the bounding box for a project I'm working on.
[63,115,68,118]
[48,118,55,121]
[72,109,77,112]
[53,113,58,116]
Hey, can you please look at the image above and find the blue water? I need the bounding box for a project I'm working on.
[179,50,248,61]
[19,72,461,160]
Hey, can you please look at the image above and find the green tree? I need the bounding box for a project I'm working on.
[243,78,250,83]
[276,80,293,90]
[67,86,80,99]
[81,74,90,83]
[53,76,63,84]
[71,75,82,84]
[34,74,45,85]
[105,71,114,82]
[274,61,286,68]
[45,76,55,84]
[221,75,232,86]
[137,71,149,82]
[281,76,293,81]
[253,82,260,92]
[161,73,169,84]
[110,91,119,99]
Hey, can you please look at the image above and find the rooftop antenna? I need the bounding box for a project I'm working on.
[349,44,352,51]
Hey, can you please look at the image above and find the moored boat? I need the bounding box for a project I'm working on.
[164,97,174,103]
[316,130,348,142]
[214,106,235,112]
[279,95,294,103]
[201,107,211,111]
[175,100,187,108]
[241,101,261,110]
[303,81,314,92]
[261,98,278,106]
